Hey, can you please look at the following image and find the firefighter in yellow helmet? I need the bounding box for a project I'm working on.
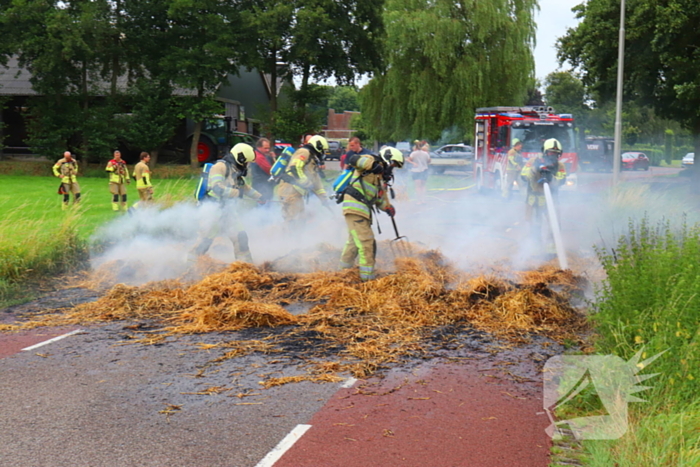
[52,151,81,210]
[339,147,403,281]
[189,143,264,263]
[277,135,331,227]
[520,138,567,223]
[503,138,524,199]
[105,150,130,211]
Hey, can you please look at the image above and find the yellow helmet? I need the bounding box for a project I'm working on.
[542,138,562,154]
[308,135,330,156]
[381,147,404,168]
[512,138,521,147]
[230,143,255,165]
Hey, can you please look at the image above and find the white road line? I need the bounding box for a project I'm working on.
[21,329,82,351]
[340,377,357,388]
[255,424,311,467]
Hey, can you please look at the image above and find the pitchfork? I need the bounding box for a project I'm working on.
[389,216,412,258]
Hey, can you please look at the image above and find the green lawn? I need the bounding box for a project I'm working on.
[0,175,194,242]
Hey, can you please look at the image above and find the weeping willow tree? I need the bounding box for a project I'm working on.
[360,0,538,141]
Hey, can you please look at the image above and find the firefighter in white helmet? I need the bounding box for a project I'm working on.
[277,134,331,226]
[339,147,403,281]
[189,143,264,263]
[520,138,567,223]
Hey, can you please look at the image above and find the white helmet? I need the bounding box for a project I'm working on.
[381,147,404,168]
[308,135,330,156]
[230,143,255,165]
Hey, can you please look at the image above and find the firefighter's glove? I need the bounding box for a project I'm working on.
[385,206,396,218]
[126,179,131,184]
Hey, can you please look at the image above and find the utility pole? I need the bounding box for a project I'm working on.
[612,0,626,185]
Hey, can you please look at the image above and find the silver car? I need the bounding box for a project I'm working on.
[429,144,474,173]
[682,152,694,168]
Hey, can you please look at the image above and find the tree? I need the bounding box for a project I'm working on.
[359,0,538,141]
[558,0,700,182]
[123,79,179,166]
[544,72,587,115]
[328,86,360,112]
[165,0,247,168]
[1,0,124,161]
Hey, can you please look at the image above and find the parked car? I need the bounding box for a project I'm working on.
[621,152,650,171]
[682,152,694,168]
[326,140,344,160]
[429,144,474,173]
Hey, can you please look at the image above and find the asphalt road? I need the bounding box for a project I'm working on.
[0,164,689,467]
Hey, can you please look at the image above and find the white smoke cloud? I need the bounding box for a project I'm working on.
[89,170,697,286]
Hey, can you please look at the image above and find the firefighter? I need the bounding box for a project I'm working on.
[339,147,403,281]
[502,138,524,199]
[132,152,153,209]
[52,151,81,209]
[277,135,331,226]
[189,143,263,263]
[105,150,130,211]
[520,138,567,227]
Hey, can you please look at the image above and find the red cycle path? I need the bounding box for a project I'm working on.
[0,327,78,359]
[276,362,551,467]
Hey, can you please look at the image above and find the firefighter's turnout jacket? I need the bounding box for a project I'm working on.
[341,155,391,220]
[53,157,79,185]
[283,147,327,197]
[206,159,261,202]
[106,159,130,184]
[277,146,327,223]
[506,147,523,173]
[190,158,261,263]
[520,155,566,208]
[339,155,394,281]
[134,161,152,190]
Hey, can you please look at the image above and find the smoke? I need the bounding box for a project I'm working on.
[89,169,697,287]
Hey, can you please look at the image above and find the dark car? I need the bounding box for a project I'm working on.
[326,140,345,160]
[621,152,650,171]
[429,144,474,173]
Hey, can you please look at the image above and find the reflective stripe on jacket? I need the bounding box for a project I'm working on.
[341,155,391,220]
[52,158,79,184]
[134,161,152,189]
[105,159,130,184]
[207,160,261,201]
[284,147,326,197]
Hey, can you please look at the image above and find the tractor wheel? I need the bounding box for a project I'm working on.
[186,136,216,164]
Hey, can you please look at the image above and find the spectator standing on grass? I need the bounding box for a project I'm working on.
[408,142,431,204]
[250,138,275,202]
[52,151,81,210]
[105,150,130,212]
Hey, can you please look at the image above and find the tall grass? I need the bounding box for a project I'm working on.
[0,206,88,302]
[564,218,700,466]
[594,217,699,405]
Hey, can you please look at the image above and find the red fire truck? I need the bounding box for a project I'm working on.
[473,106,578,192]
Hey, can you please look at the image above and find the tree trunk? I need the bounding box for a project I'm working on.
[150,148,159,167]
[269,50,278,113]
[190,120,202,169]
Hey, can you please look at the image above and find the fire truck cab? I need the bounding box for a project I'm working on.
[473,106,578,193]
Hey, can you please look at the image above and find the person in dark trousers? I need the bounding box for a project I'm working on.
[250,138,275,202]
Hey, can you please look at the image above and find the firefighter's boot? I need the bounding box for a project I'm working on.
[112,202,120,211]
[62,202,69,211]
